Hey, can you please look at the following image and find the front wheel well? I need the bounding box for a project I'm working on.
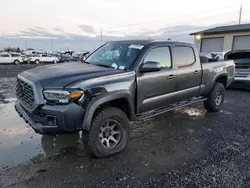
[95,98,132,121]
[215,75,227,88]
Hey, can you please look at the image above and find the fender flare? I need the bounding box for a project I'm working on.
[82,90,134,130]
[212,73,228,87]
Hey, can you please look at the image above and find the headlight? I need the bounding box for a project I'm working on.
[43,90,84,104]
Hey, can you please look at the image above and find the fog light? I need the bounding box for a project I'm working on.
[47,115,57,126]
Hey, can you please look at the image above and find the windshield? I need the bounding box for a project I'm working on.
[85,42,143,70]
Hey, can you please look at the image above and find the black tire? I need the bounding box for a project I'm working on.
[84,107,130,158]
[204,82,225,112]
[35,59,40,64]
[13,60,20,65]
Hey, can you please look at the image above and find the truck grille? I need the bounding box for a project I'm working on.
[16,78,35,108]
[235,72,250,77]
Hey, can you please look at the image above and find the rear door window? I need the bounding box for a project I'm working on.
[173,46,195,67]
[144,46,172,68]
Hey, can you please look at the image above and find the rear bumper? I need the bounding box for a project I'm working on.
[229,77,250,89]
[15,102,85,135]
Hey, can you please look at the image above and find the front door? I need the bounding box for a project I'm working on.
[137,46,177,113]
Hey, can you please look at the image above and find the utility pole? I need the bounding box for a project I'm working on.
[239,4,242,24]
[100,29,103,46]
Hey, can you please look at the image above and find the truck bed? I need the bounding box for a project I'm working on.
[200,60,235,95]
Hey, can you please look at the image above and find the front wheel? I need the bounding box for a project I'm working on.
[204,82,225,112]
[84,107,130,158]
[35,59,40,64]
[13,60,20,65]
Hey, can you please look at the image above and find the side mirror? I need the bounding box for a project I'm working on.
[140,61,161,72]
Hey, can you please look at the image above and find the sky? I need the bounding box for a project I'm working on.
[1,0,250,51]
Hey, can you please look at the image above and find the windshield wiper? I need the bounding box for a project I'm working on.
[83,61,91,64]
[94,64,112,68]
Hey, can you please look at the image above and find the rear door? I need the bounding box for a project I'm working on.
[171,45,202,101]
[137,45,177,113]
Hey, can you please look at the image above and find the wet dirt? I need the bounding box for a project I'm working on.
[0,102,82,171]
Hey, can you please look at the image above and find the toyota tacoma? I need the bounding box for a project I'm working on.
[15,40,235,157]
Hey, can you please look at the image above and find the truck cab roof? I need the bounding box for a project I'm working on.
[112,40,194,47]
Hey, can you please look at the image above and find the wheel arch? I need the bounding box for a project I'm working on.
[82,90,135,130]
[13,59,20,64]
[213,74,228,88]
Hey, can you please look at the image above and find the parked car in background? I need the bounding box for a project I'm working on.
[15,40,235,158]
[79,52,90,62]
[200,53,220,63]
[208,51,228,60]
[72,53,82,61]
[24,54,59,64]
[0,53,23,64]
[226,50,250,89]
[57,54,74,63]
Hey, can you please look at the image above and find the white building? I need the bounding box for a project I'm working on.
[190,23,250,54]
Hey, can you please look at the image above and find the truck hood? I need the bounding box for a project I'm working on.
[20,62,124,88]
[225,50,250,60]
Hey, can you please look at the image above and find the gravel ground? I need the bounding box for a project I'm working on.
[0,78,16,103]
[0,64,42,78]
[0,65,250,188]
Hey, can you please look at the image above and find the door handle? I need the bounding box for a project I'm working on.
[193,70,199,74]
[167,74,175,79]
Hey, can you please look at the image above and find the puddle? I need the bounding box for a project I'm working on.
[0,102,81,170]
[176,107,206,120]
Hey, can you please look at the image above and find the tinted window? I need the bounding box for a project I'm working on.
[11,54,20,57]
[174,46,195,67]
[0,54,9,57]
[144,47,171,68]
[42,54,47,57]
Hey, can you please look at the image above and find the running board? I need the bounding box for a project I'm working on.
[137,97,207,120]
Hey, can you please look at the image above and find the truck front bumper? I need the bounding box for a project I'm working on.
[15,102,85,135]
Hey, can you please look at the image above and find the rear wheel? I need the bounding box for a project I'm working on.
[84,107,130,158]
[204,82,225,112]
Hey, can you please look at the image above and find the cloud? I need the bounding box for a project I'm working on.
[35,27,46,30]
[53,28,64,32]
[79,25,95,34]
[0,24,214,51]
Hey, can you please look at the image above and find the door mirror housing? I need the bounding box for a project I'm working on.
[140,61,161,72]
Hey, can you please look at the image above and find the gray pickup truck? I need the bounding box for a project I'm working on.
[15,40,235,157]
